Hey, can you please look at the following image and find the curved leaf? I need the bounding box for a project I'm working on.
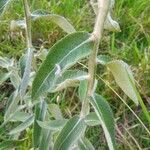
[78,137,95,150]
[37,119,67,131]
[89,93,116,150]
[31,10,75,34]
[97,55,112,65]
[32,32,93,99]
[84,112,100,126]
[53,116,86,150]
[52,70,88,92]
[106,60,139,105]
[9,115,34,135]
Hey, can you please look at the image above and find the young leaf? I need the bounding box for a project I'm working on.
[37,119,67,131]
[31,10,75,34]
[32,32,93,100]
[106,60,139,105]
[78,80,88,102]
[33,100,47,148]
[84,112,100,126]
[97,55,112,65]
[0,72,11,84]
[90,1,120,32]
[89,93,116,150]
[53,116,86,150]
[9,115,34,135]
[78,137,95,150]
[51,70,88,92]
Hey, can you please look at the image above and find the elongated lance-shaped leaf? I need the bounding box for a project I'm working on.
[39,129,52,150]
[106,60,139,105]
[89,93,116,150]
[78,137,95,150]
[51,70,88,92]
[32,32,93,100]
[19,48,33,97]
[10,111,32,122]
[0,0,14,16]
[31,10,75,34]
[37,119,67,131]
[84,112,100,126]
[53,116,86,150]
[9,115,34,135]
[33,100,47,148]
[4,90,19,121]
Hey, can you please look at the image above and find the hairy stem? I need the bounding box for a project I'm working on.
[81,0,110,117]
[88,0,109,96]
[23,0,32,48]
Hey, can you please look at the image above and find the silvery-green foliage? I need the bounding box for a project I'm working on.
[2,0,147,149]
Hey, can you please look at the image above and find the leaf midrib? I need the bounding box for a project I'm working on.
[33,38,91,98]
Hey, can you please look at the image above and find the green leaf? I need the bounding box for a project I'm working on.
[4,91,19,121]
[51,70,88,92]
[106,60,139,105]
[0,0,13,16]
[78,137,95,150]
[19,48,33,97]
[10,111,31,122]
[39,129,52,150]
[0,56,13,68]
[49,104,63,119]
[97,55,112,65]
[78,80,88,102]
[32,32,93,99]
[89,93,116,150]
[84,112,100,126]
[37,119,67,131]
[31,10,75,34]
[0,72,11,84]
[9,115,34,135]
[33,100,47,148]
[53,116,86,150]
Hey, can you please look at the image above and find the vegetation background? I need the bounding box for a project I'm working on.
[0,0,150,149]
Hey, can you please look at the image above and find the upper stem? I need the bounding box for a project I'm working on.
[23,0,32,48]
[88,0,110,96]
[81,0,110,117]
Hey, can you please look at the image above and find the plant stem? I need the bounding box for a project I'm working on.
[81,0,110,117]
[88,0,110,96]
[23,0,32,48]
